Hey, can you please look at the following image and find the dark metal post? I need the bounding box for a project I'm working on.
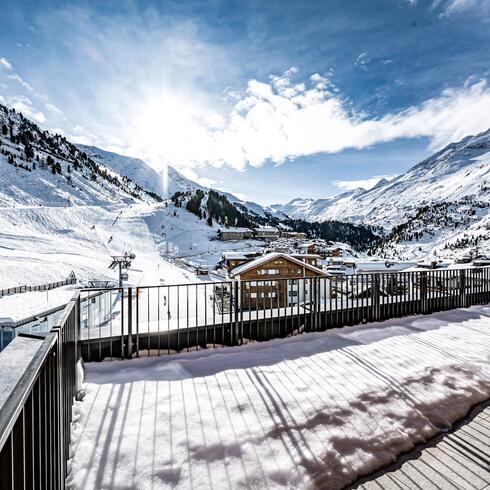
[233,280,239,345]
[126,288,133,359]
[459,269,467,308]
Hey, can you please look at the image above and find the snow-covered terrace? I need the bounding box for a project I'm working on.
[69,306,490,489]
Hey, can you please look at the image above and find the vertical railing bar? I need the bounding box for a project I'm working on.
[177,286,180,352]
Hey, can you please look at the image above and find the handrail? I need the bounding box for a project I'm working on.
[0,293,80,489]
[78,266,490,361]
[79,266,490,291]
[0,333,57,451]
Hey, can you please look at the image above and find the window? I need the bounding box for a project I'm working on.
[258,269,279,275]
[289,291,298,297]
[288,279,298,285]
[250,292,276,298]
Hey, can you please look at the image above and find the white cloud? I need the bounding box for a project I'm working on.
[10,95,46,123]
[436,0,490,17]
[7,73,35,93]
[355,53,370,67]
[45,102,62,114]
[0,57,12,70]
[164,71,490,171]
[333,174,398,192]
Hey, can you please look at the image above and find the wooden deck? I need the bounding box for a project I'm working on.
[350,401,490,490]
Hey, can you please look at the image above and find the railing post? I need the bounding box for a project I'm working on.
[233,280,240,346]
[126,288,133,359]
[420,272,428,313]
[459,269,467,308]
[372,274,380,321]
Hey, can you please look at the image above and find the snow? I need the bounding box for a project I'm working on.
[69,306,490,490]
[0,285,75,324]
[274,128,490,260]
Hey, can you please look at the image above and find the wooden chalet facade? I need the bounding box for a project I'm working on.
[230,253,327,309]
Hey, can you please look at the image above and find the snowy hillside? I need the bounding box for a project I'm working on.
[79,145,205,198]
[0,105,265,289]
[275,129,490,259]
[0,105,159,207]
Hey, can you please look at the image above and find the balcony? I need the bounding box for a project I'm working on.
[1,268,489,489]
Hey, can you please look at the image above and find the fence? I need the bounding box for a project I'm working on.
[79,267,490,361]
[0,271,77,298]
[0,294,80,489]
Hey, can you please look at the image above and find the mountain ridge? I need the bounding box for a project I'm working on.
[275,128,490,230]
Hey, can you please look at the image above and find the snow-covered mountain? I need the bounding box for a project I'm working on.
[275,129,490,259]
[78,145,206,198]
[276,129,490,229]
[0,104,267,288]
[79,144,275,219]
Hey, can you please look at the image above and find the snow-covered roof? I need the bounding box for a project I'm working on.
[356,261,416,272]
[221,252,248,260]
[255,226,278,232]
[230,252,328,277]
[218,227,252,233]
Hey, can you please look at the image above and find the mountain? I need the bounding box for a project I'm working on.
[0,105,161,207]
[79,144,276,220]
[78,145,204,198]
[0,104,227,288]
[276,129,490,259]
[277,129,490,229]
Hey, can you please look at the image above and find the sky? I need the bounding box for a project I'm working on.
[0,0,490,204]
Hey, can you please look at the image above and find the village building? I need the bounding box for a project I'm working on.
[323,246,344,258]
[254,225,280,240]
[219,251,262,271]
[267,239,294,254]
[279,231,307,239]
[291,253,322,268]
[230,252,328,309]
[298,242,319,254]
[217,227,253,241]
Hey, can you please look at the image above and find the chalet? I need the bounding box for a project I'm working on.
[279,231,307,239]
[323,246,344,258]
[291,253,322,268]
[298,242,318,254]
[219,251,262,272]
[268,239,294,254]
[230,252,328,309]
[254,226,280,240]
[217,227,253,241]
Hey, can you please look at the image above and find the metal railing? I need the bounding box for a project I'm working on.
[0,271,77,298]
[0,293,80,489]
[79,267,490,361]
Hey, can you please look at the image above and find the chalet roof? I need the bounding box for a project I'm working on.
[356,261,416,272]
[221,252,248,260]
[218,227,252,233]
[255,226,278,232]
[230,252,328,277]
[222,251,261,260]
